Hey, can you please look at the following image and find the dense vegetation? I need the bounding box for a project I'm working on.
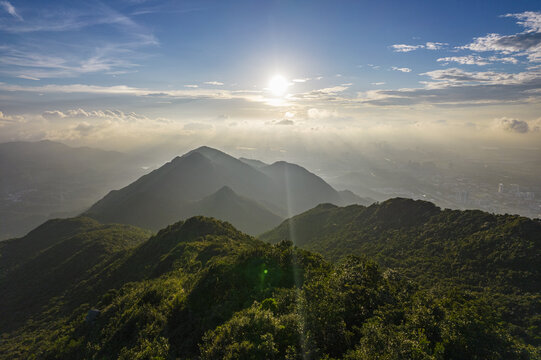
[260,198,541,347]
[1,210,538,359]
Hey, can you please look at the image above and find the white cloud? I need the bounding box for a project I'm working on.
[16,74,40,80]
[391,42,447,52]
[437,55,491,66]
[391,44,424,52]
[292,78,311,83]
[203,81,224,86]
[0,110,23,126]
[392,66,412,73]
[425,42,447,50]
[1,1,22,20]
[371,82,385,85]
[276,119,294,125]
[184,84,198,88]
[307,108,339,119]
[461,11,541,63]
[504,11,541,33]
[42,108,151,123]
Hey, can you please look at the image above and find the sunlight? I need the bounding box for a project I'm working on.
[268,74,290,96]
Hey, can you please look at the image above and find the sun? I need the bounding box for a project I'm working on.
[268,75,289,96]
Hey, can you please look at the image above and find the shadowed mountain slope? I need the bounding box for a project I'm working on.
[85,146,368,233]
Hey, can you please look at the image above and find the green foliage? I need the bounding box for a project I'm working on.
[261,198,541,346]
[1,210,539,359]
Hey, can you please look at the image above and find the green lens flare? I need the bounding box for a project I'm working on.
[263,269,268,274]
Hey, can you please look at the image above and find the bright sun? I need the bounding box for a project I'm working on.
[268,75,289,96]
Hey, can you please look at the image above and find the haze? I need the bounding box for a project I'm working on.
[1,0,540,219]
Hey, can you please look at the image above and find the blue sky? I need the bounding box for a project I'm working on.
[0,0,540,152]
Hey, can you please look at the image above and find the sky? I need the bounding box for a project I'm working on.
[0,0,540,159]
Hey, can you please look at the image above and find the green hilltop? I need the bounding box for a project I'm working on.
[260,197,541,346]
[0,202,539,359]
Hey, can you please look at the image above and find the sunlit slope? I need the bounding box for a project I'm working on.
[261,197,541,345]
[85,146,368,234]
[260,197,540,292]
[1,215,535,359]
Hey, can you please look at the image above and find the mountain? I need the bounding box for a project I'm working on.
[0,140,146,240]
[0,217,151,332]
[0,215,534,359]
[85,146,369,234]
[181,186,283,235]
[260,198,541,345]
[239,157,268,169]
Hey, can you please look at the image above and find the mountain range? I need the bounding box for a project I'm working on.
[1,203,538,358]
[85,145,371,235]
[0,142,370,239]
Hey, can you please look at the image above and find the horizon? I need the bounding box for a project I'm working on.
[0,1,540,156]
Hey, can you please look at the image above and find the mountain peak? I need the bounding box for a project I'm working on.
[185,145,231,160]
[370,197,440,226]
[214,185,236,196]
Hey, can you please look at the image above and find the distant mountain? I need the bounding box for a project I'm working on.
[239,157,268,168]
[85,146,370,234]
[182,186,283,235]
[0,140,146,240]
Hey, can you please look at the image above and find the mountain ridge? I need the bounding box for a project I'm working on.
[85,146,369,234]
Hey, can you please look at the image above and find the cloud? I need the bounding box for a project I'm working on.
[425,42,446,50]
[371,82,385,85]
[203,81,224,86]
[0,83,268,104]
[0,43,147,79]
[276,119,294,125]
[391,44,424,52]
[292,78,311,83]
[392,66,412,73]
[421,67,539,85]
[0,3,158,80]
[461,11,541,63]
[437,55,491,65]
[42,108,151,123]
[391,42,447,52]
[183,122,214,131]
[0,110,22,126]
[496,117,530,133]
[16,74,40,80]
[307,108,338,119]
[184,84,198,88]
[504,11,541,33]
[1,1,22,20]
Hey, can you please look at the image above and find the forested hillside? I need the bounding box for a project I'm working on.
[260,198,541,346]
[0,213,538,359]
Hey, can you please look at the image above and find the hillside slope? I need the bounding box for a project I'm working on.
[260,198,541,344]
[1,215,536,359]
